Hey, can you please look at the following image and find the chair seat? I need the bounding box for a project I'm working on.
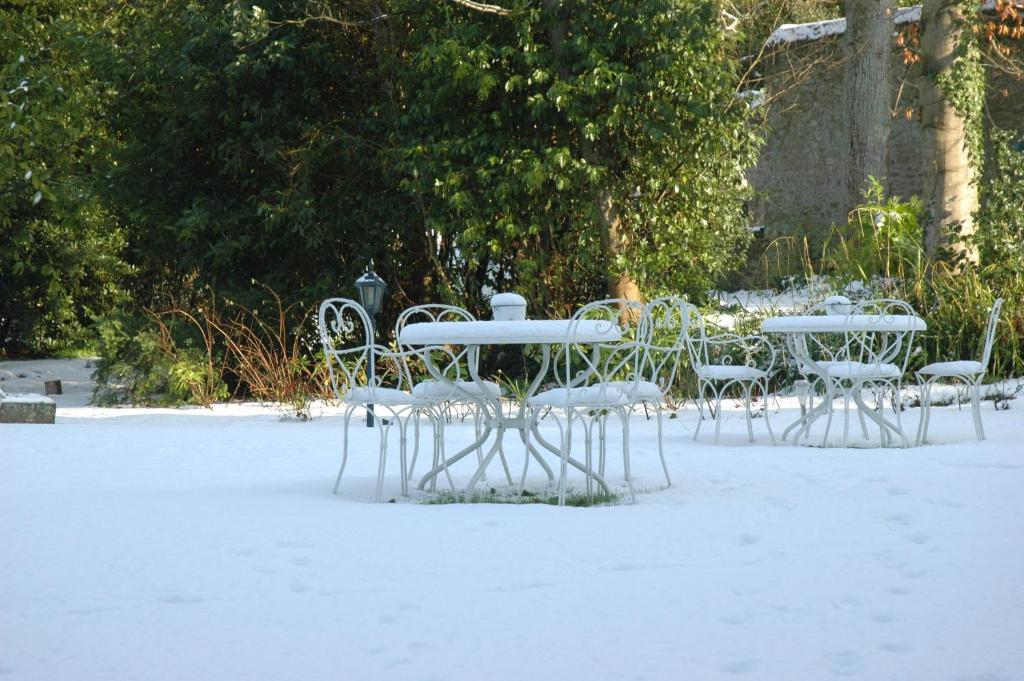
[826,361,901,380]
[799,360,846,375]
[528,385,629,408]
[697,364,768,380]
[917,360,985,377]
[411,379,502,401]
[345,386,422,406]
[608,380,663,402]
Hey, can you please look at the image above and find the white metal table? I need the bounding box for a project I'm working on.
[761,314,927,446]
[399,319,623,493]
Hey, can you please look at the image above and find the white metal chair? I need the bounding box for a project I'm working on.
[319,298,450,501]
[595,296,687,487]
[683,303,776,444]
[916,297,1004,443]
[822,299,918,447]
[524,299,652,505]
[394,304,512,487]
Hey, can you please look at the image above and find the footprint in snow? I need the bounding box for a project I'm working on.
[761,496,793,513]
[886,486,909,496]
[824,650,864,676]
[289,556,312,566]
[928,497,965,509]
[158,594,205,605]
[879,642,913,654]
[737,533,760,546]
[871,611,898,624]
[721,659,758,674]
[276,540,314,549]
[883,513,912,526]
[905,532,929,545]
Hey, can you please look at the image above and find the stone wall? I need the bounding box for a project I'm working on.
[747,35,1024,242]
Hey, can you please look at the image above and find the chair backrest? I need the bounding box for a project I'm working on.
[557,299,652,395]
[681,302,710,372]
[850,298,919,372]
[318,298,374,399]
[980,297,1005,368]
[394,304,476,382]
[643,297,689,393]
[798,300,858,365]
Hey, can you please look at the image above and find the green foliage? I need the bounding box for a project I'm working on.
[95,0,427,328]
[0,1,128,355]
[91,312,187,406]
[974,128,1024,280]
[821,179,924,284]
[169,348,229,408]
[390,0,761,312]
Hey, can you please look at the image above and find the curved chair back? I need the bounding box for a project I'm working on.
[798,300,859,365]
[318,298,374,399]
[395,304,476,382]
[557,299,652,396]
[851,298,919,373]
[681,302,710,373]
[643,297,689,394]
[980,297,1005,369]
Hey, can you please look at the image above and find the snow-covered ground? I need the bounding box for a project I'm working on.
[2,377,1023,680]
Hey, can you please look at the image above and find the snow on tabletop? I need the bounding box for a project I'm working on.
[2,394,1022,680]
[761,314,927,333]
[399,319,621,345]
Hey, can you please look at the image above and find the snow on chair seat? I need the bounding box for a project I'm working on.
[916,360,985,377]
[411,379,502,400]
[528,385,630,408]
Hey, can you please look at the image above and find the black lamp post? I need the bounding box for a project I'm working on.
[355,267,387,427]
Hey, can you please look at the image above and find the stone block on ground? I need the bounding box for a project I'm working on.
[0,394,57,424]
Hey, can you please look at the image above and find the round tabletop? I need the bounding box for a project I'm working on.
[399,319,623,346]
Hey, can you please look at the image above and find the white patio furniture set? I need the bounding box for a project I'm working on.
[318,293,1005,504]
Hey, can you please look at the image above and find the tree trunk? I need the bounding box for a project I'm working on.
[842,0,894,216]
[597,190,642,304]
[919,0,979,263]
[543,0,641,304]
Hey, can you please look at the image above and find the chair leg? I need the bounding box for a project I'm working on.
[971,378,986,440]
[598,416,608,477]
[761,379,777,445]
[655,405,671,486]
[713,388,724,445]
[620,409,635,503]
[407,412,421,481]
[375,420,389,502]
[693,381,706,442]
[821,381,837,447]
[332,408,355,495]
[743,383,755,443]
[890,381,908,447]
[399,420,409,497]
[917,377,934,445]
[584,416,594,500]
[519,410,536,495]
[558,411,574,506]
[474,409,486,481]
[841,387,852,448]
